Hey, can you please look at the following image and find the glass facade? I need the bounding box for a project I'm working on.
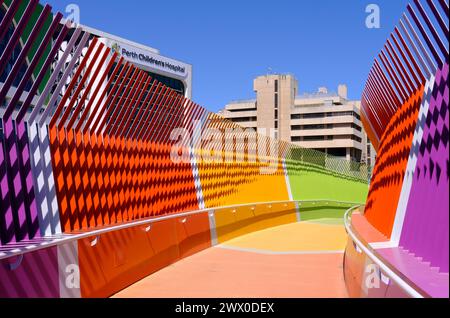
[144,70,185,96]
[103,62,185,136]
[0,8,32,93]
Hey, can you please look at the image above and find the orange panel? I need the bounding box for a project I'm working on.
[364,86,424,237]
[362,116,380,151]
[144,218,181,270]
[78,235,109,298]
[175,213,212,259]
[78,218,182,298]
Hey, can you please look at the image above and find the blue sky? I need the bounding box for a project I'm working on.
[47,0,409,113]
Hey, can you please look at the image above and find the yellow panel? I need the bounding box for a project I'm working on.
[195,148,290,209]
[214,202,298,244]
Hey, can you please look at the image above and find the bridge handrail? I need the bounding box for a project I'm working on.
[0,199,360,261]
[343,206,430,298]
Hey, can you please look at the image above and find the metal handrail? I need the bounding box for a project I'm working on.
[0,199,361,261]
[343,205,430,298]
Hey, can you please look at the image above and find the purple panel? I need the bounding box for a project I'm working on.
[3,118,30,242]
[378,247,449,298]
[0,247,60,298]
[400,63,449,273]
[0,5,64,244]
[0,138,16,245]
[16,121,40,239]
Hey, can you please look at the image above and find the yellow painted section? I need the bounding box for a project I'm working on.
[214,202,298,243]
[193,114,291,209]
[195,152,290,208]
[222,221,348,252]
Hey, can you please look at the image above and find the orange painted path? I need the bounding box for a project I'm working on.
[113,221,349,298]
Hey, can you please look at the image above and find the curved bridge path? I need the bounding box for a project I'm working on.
[112,218,349,298]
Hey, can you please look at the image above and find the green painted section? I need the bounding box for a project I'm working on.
[288,167,369,203]
[286,149,369,204]
[305,218,345,225]
[295,202,355,226]
[4,0,52,93]
[298,203,352,221]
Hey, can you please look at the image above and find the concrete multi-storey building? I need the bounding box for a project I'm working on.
[219,74,376,165]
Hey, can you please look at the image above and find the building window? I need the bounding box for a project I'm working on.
[291,124,325,131]
[328,148,347,157]
[275,121,278,129]
[303,136,325,141]
[322,111,360,118]
[145,70,186,96]
[352,123,362,132]
[230,117,257,123]
[275,80,278,93]
[274,109,278,120]
[275,93,278,109]
[302,113,325,119]
[228,107,257,113]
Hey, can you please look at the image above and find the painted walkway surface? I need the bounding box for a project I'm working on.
[113,220,349,298]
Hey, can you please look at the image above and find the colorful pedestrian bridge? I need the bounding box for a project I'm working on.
[0,0,448,298]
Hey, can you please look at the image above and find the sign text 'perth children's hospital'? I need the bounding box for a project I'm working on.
[110,41,189,78]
